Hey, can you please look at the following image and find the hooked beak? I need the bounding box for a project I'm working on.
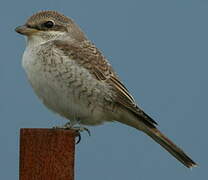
[15,25,38,36]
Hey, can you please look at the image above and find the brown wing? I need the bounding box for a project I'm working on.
[54,40,157,127]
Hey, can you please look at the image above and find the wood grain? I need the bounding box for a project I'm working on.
[20,128,77,180]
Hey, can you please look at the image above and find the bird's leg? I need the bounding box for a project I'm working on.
[71,118,91,136]
[69,119,91,144]
[71,125,91,136]
[52,121,74,129]
[72,125,91,144]
[53,119,91,144]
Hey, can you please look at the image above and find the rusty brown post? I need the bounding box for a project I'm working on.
[20,128,77,180]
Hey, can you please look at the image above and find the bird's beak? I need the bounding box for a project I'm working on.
[15,25,38,36]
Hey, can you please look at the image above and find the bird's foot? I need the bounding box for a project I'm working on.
[72,126,91,136]
[71,126,91,144]
[53,121,72,129]
[53,122,91,144]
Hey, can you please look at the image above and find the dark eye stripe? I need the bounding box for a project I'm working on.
[26,21,67,32]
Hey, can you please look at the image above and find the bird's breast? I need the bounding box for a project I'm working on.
[22,45,117,125]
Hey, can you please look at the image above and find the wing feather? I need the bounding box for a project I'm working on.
[54,39,157,127]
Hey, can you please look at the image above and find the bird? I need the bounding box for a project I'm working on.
[15,10,197,168]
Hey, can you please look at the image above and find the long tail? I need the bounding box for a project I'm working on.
[144,127,197,168]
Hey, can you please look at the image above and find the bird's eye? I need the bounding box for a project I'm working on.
[43,21,54,28]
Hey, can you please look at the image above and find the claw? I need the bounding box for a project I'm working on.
[73,127,91,136]
[83,127,91,136]
[52,122,91,144]
[73,127,91,144]
[75,131,81,144]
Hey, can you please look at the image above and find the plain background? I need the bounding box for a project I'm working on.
[0,0,207,179]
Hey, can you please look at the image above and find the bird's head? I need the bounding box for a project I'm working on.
[15,11,86,46]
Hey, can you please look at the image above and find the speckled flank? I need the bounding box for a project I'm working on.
[23,39,117,125]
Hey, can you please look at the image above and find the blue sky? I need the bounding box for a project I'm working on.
[0,0,207,179]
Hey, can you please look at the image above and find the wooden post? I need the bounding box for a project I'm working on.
[20,128,77,180]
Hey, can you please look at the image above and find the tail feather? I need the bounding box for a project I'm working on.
[144,127,197,168]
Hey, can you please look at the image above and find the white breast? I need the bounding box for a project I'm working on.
[22,42,116,126]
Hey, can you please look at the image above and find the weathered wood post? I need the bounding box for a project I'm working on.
[20,128,77,180]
